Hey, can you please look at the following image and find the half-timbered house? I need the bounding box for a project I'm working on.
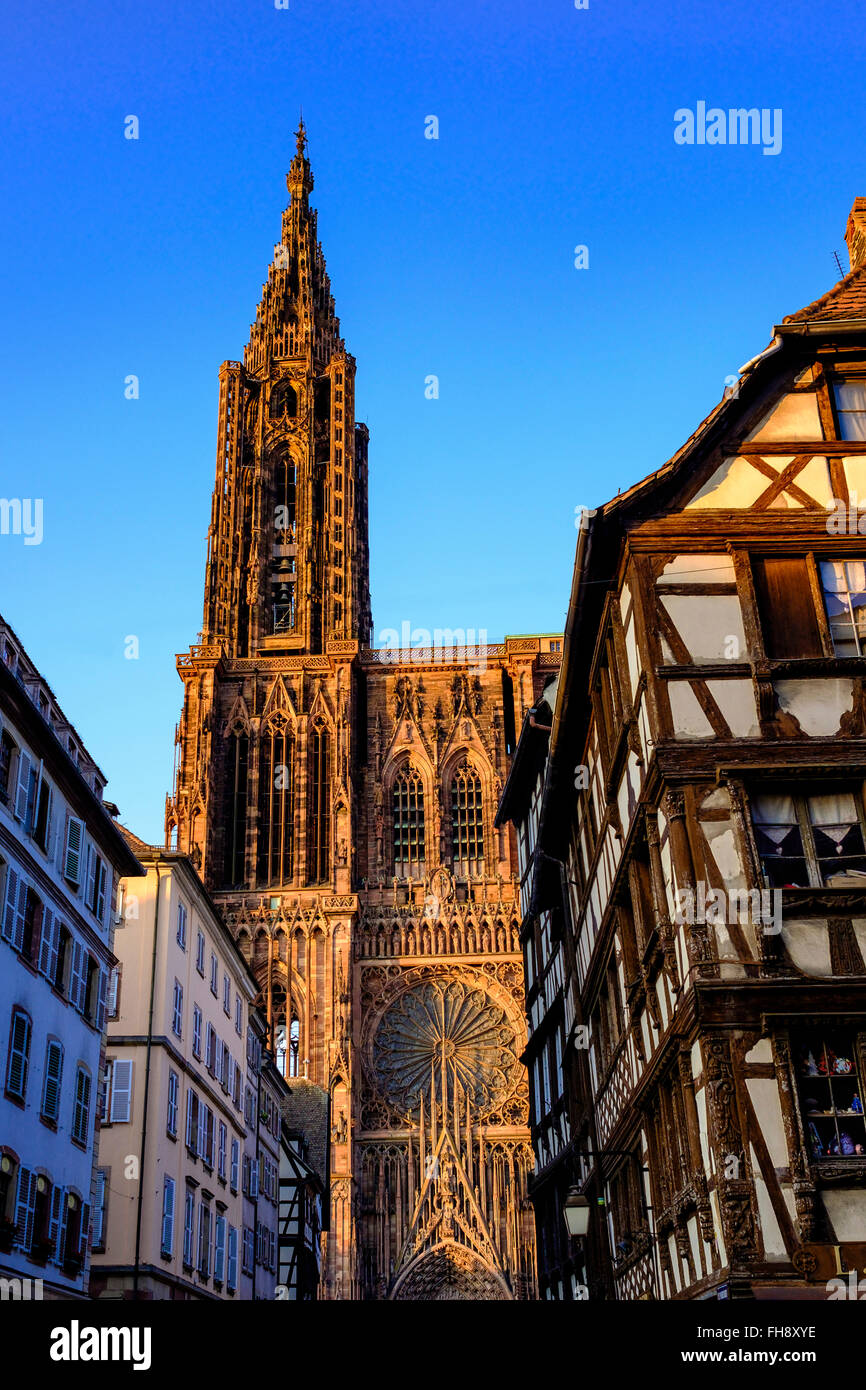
[514,198,866,1299]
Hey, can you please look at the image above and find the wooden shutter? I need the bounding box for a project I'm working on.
[95,968,108,1030]
[213,1212,225,1281]
[7,1010,30,1097]
[34,776,52,850]
[228,1225,238,1290]
[42,1040,64,1121]
[167,1070,177,1135]
[63,817,85,885]
[94,860,107,923]
[3,871,26,951]
[79,1202,91,1256]
[92,1171,106,1249]
[752,557,824,659]
[161,1178,175,1256]
[2,865,20,942]
[186,1089,198,1152]
[70,941,87,1011]
[107,966,119,1018]
[73,1067,91,1143]
[14,1167,37,1249]
[14,750,32,823]
[109,1059,133,1123]
[37,907,58,978]
[48,1184,64,1257]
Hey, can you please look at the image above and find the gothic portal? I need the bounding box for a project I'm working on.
[166,124,558,1299]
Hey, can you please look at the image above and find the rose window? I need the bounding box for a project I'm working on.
[371,979,519,1116]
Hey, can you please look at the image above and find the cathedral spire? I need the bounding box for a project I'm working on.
[288,117,313,203]
[196,133,372,661]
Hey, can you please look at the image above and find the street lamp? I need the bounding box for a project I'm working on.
[562,1186,591,1239]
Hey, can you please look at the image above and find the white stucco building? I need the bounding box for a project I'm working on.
[90,840,285,1299]
[0,615,141,1298]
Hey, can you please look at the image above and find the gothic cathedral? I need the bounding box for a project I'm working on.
[165,125,559,1300]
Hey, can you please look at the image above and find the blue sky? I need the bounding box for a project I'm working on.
[0,0,863,840]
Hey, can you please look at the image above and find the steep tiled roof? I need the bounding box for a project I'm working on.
[119,824,161,855]
[783,262,866,323]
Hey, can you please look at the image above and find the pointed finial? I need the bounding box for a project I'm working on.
[288,116,313,199]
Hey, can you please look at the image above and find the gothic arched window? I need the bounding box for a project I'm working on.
[288,1015,300,1077]
[451,761,484,872]
[269,379,298,420]
[257,715,294,887]
[275,453,296,533]
[307,723,330,885]
[223,732,249,887]
[392,765,425,876]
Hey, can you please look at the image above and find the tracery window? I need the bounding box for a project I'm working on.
[288,1016,300,1078]
[269,379,298,421]
[451,761,484,872]
[270,452,297,635]
[271,570,296,635]
[307,723,330,884]
[274,1009,300,1079]
[224,733,249,887]
[274,453,297,533]
[257,715,294,887]
[392,764,425,876]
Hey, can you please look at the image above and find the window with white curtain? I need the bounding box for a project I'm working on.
[751,788,866,887]
[834,381,866,441]
[820,560,866,656]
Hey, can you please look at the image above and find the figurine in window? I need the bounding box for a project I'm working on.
[802,1050,820,1077]
[851,1094,863,1114]
[803,1094,822,1114]
[833,1053,854,1075]
[829,1131,857,1155]
[808,1121,823,1158]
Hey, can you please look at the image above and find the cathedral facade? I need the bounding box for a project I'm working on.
[164,126,558,1299]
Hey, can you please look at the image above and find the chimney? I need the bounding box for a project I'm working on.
[845,198,866,271]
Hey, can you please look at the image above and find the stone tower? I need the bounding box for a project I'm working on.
[167,125,557,1298]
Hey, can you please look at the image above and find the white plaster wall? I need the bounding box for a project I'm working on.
[745,392,823,442]
[669,682,714,738]
[705,680,760,737]
[774,678,855,737]
[782,920,832,976]
[660,594,746,663]
[687,456,769,510]
[821,1190,866,1241]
